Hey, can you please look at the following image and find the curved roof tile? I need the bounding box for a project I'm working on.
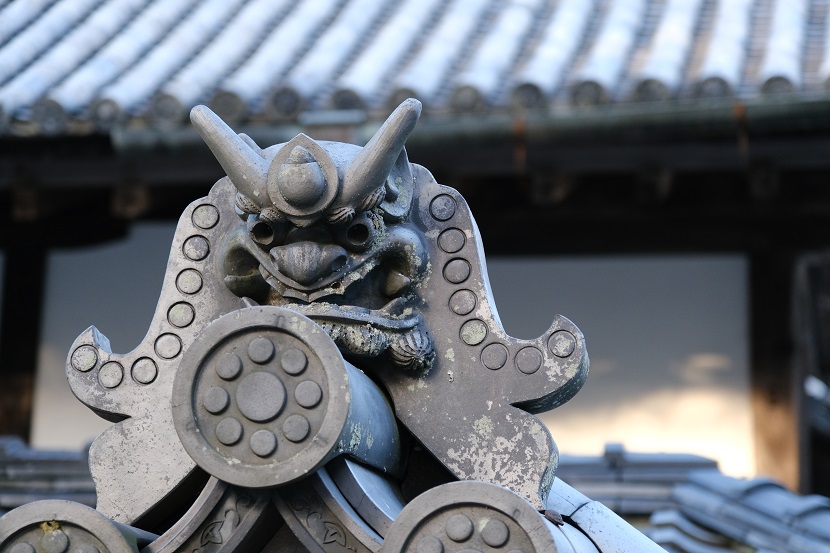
[511,0,595,108]
[757,0,807,93]
[265,0,391,118]
[94,0,247,126]
[451,0,545,111]
[211,0,344,123]
[0,0,103,90]
[0,0,826,135]
[0,0,145,125]
[570,0,648,105]
[0,0,59,49]
[331,0,445,110]
[631,0,705,101]
[692,0,755,97]
[150,0,292,125]
[37,0,196,131]
[389,0,494,107]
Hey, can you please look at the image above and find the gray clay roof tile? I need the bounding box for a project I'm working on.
[0,0,827,135]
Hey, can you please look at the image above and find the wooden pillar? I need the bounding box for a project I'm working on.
[749,251,801,490]
[0,240,47,441]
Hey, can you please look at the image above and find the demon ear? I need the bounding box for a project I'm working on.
[191,105,269,208]
[379,147,415,222]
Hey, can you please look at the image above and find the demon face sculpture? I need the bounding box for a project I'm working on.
[199,100,434,373]
[64,99,589,531]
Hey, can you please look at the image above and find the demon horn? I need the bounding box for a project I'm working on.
[190,105,269,207]
[343,98,421,201]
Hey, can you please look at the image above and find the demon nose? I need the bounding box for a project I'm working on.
[270,242,348,286]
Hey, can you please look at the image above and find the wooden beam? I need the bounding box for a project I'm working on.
[749,252,801,490]
[0,241,46,440]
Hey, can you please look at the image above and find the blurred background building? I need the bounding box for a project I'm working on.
[0,0,829,517]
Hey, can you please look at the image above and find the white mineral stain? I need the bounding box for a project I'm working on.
[460,323,487,345]
[473,415,494,436]
[349,423,363,450]
[444,426,543,504]
[527,419,549,452]
[406,378,428,392]
[445,348,455,362]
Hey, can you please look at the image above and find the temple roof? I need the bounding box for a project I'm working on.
[0,0,825,137]
[6,435,830,552]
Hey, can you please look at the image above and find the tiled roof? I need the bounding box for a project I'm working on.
[0,0,828,136]
[557,443,718,516]
[645,470,830,553]
[6,436,830,552]
[0,437,94,516]
[0,438,713,520]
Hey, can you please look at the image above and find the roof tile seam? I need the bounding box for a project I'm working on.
[648,509,734,545]
[153,0,296,122]
[2,0,149,122]
[561,0,609,102]
[509,0,561,79]
[270,0,396,115]
[141,0,252,121]
[0,0,107,91]
[388,0,493,105]
[97,0,246,118]
[801,0,827,89]
[253,0,352,119]
[678,0,717,99]
[693,0,754,96]
[431,0,505,107]
[215,1,296,111]
[739,0,775,96]
[40,0,176,126]
[815,0,830,84]
[209,0,346,122]
[511,0,598,106]
[490,0,555,108]
[377,0,451,109]
[47,0,198,116]
[0,0,61,51]
[450,0,545,108]
[675,483,830,549]
[336,0,449,110]
[304,0,400,113]
[636,0,709,99]
[759,0,808,89]
[569,0,651,105]
[84,0,201,130]
[617,0,671,101]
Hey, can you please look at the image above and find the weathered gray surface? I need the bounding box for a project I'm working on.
[171,306,401,488]
[381,480,590,553]
[546,478,667,553]
[0,499,154,553]
[0,99,667,552]
[184,99,589,509]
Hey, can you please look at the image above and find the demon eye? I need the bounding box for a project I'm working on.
[248,217,286,247]
[337,212,376,252]
[347,221,370,244]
